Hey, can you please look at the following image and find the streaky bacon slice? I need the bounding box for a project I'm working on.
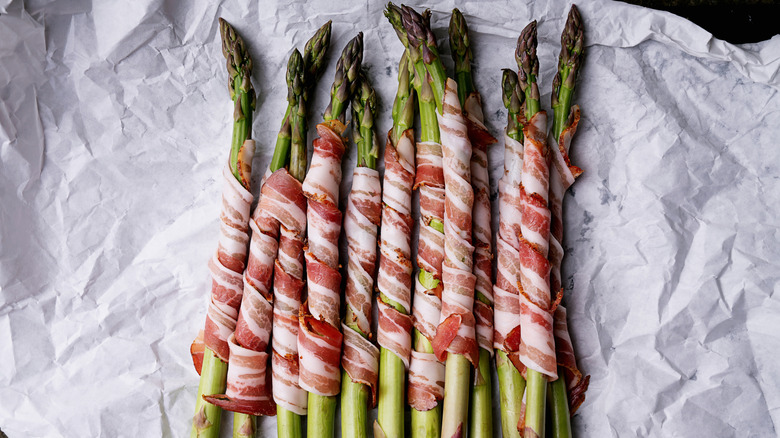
[203,333,275,416]
[376,130,415,327]
[191,330,205,375]
[298,309,343,396]
[407,349,445,411]
[464,91,497,355]
[431,79,478,367]
[299,120,347,396]
[377,299,413,369]
[407,130,445,410]
[547,106,589,412]
[201,147,255,364]
[208,168,306,416]
[342,165,381,407]
[493,132,524,359]
[516,111,558,379]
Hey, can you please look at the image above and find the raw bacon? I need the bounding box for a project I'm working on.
[299,120,347,396]
[516,111,558,379]
[464,92,497,355]
[342,165,381,406]
[201,150,255,363]
[547,106,589,412]
[407,130,446,410]
[431,79,478,368]
[493,132,524,359]
[207,168,307,416]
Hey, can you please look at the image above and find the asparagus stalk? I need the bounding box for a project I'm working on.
[307,32,364,438]
[376,6,425,438]
[192,18,255,438]
[404,7,475,438]
[497,68,525,438]
[515,20,548,438]
[341,69,379,438]
[548,7,584,438]
[388,5,444,437]
[448,10,493,438]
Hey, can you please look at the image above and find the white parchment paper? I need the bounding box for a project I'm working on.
[1,0,779,436]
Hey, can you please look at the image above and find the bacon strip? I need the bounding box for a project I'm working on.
[342,165,381,406]
[407,350,445,411]
[516,111,558,379]
[464,92,497,354]
[493,132,524,359]
[376,130,415,369]
[298,121,347,396]
[548,106,589,412]
[201,146,255,363]
[431,79,478,367]
[407,131,446,410]
[208,168,307,415]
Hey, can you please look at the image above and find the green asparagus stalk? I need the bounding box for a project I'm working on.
[375,6,424,438]
[496,68,526,438]
[448,10,493,438]
[403,7,474,438]
[191,18,255,438]
[516,20,548,438]
[341,69,378,438]
[386,4,445,438]
[270,21,332,179]
[548,7,584,438]
[307,32,364,438]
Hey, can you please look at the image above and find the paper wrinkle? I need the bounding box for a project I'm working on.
[2,1,780,437]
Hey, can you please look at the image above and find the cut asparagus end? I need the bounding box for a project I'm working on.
[497,351,524,438]
[549,371,572,438]
[277,406,302,438]
[524,369,547,438]
[191,348,228,438]
[469,348,493,438]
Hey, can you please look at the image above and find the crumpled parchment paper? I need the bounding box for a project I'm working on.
[1,0,778,436]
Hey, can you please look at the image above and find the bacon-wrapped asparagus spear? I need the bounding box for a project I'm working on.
[448,10,498,438]
[402,7,480,438]
[548,7,589,438]
[386,5,447,437]
[494,68,526,438]
[340,70,382,438]
[514,21,556,438]
[191,18,256,438]
[299,33,363,438]
[374,7,422,438]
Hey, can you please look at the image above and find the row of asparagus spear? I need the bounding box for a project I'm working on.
[191,4,586,438]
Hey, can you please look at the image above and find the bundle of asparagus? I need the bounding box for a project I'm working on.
[191,19,256,438]
[340,69,382,438]
[298,33,363,438]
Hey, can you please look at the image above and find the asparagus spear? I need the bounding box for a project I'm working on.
[496,68,526,438]
[387,4,444,438]
[270,21,332,178]
[375,45,416,438]
[341,69,379,438]
[404,7,477,438]
[548,7,584,438]
[191,18,255,438]
[448,10,494,438]
[515,20,548,438]
[307,32,364,438]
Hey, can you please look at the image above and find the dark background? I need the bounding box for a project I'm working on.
[627,0,780,43]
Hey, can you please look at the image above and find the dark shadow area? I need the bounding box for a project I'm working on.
[622,1,780,43]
